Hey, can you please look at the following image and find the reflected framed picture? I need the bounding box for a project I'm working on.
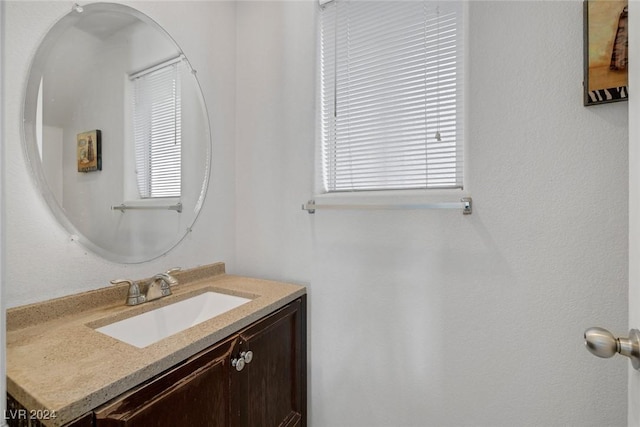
[583,0,628,106]
[77,129,102,172]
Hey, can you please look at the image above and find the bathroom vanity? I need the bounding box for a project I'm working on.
[6,263,306,427]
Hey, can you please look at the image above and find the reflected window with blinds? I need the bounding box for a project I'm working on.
[319,0,465,193]
[131,57,182,199]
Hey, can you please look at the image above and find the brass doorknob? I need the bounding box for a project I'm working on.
[584,327,640,370]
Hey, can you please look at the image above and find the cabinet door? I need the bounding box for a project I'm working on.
[236,296,306,427]
[95,335,240,427]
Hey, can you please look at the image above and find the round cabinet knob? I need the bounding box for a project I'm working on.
[584,327,640,370]
[232,357,245,372]
[241,351,253,364]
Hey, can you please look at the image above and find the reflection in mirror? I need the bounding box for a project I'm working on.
[24,3,211,263]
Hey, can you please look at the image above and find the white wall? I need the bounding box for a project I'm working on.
[235,1,629,426]
[235,0,315,284]
[628,1,639,425]
[42,125,62,202]
[4,1,237,307]
[1,2,7,424]
[3,1,630,425]
[58,28,127,255]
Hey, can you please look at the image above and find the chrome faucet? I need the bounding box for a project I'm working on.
[145,268,181,301]
[111,267,181,306]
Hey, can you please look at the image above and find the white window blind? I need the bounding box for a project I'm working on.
[319,0,464,193]
[132,59,182,199]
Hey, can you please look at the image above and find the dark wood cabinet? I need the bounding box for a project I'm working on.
[94,335,239,426]
[95,296,306,427]
[237,298,306,427]
[7,296,306,427]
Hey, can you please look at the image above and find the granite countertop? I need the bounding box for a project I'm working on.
[6,262,306,427]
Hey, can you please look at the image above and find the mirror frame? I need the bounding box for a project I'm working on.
[22,2,212,263]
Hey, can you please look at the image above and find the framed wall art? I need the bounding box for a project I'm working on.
[77,129,102,172]
[583,0,628,106]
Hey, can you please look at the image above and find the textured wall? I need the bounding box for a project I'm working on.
[628,1,639,425]
[234,1,629,426]
[1,2,7,424]
[3,0,631,425]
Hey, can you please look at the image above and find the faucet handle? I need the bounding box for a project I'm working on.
[110,279,133,287]
[111,279,145,306]
[165,267,181,275]
[162,268,181,287]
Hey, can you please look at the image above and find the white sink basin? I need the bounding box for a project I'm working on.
[95,291,251,348]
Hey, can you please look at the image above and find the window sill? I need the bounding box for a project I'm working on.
[313,188,468,204]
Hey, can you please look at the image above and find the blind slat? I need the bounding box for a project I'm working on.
[320,0,464,192]
[132,62,182,198]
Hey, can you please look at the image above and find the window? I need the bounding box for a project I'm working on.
[319,0,465,193]
[131,57,182,199]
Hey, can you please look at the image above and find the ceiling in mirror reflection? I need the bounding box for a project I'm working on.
[74,11,139,40]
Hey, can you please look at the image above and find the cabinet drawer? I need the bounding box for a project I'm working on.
[95,336,239,427]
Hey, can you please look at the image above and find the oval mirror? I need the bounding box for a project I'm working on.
[23,3,211,263]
